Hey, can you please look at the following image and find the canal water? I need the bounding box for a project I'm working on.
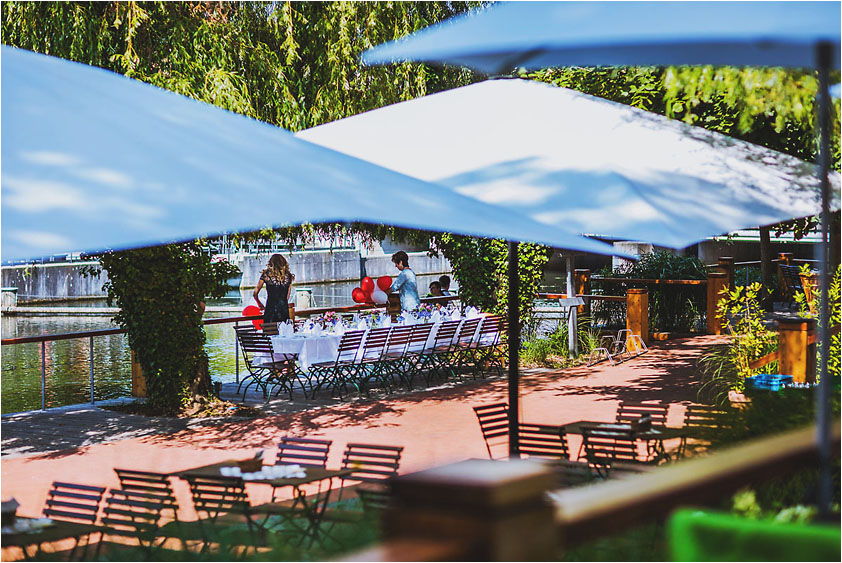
[0,275,451,414]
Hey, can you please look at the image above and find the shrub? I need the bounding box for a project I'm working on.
[594,250,707,333]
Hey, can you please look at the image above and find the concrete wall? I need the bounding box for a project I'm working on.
[1,262,108,303]
[363,252,451,279]
[2,251,452,302]
[236,250,363,288]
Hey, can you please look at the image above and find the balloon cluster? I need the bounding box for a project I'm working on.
[353,276,392,305]
[242,305,263,330]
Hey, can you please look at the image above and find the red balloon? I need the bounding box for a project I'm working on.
[361,276,375,295]
[377,276,392,292]
[243,305,263,329]
[352,288,367,304]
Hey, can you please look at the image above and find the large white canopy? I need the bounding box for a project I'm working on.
[362,1,840,73]
[0,48,623,262]
[299,79,839,249]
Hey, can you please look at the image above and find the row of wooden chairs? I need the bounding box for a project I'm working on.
[236,316,508,401]
[36,439,404,557]
[472,401,727,480]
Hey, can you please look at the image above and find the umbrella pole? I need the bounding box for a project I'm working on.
[508,241,520,457]
[815,41,832,519]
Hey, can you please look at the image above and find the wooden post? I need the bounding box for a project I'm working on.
[626,288,648,346]
[706,272,728,335]
[131,350,146,398]
[384,459,557,561]
[575,269,591,318]
[799,271,820,316]
[288,304,296,322]
[387,293,401,319]
[777,252,793,300]
[717,256,735,292]
[778,317,817,384]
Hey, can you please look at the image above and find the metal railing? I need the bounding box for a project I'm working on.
[1,296,462,412]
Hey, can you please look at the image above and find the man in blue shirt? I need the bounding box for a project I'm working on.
[390,251,420,311]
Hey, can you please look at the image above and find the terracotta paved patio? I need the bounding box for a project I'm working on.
[1,335,723,521]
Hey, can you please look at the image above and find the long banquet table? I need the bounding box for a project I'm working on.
[264,316,491,371]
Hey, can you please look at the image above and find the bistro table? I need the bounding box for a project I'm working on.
[559,420,690,461]
[172,459,352,545]
[2,517,102,560]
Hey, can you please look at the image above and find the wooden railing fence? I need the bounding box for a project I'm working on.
[345,421,841,561]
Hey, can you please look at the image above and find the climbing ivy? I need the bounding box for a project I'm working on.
[96,243,239,413]
[434,234,551,324]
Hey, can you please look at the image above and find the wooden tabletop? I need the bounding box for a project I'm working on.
[172,459,353,487]
[2,517,101,547]
[560,421,688,440]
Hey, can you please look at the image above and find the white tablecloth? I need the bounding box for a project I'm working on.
[265,317,494,371]
[269,334,341,371]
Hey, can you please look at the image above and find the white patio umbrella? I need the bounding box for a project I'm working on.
[362,1,839,72]
[359,0,840,510]
[0,47,624,263]
[299,79,836,250]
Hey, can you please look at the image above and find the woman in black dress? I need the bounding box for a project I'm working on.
[253,254,295,324]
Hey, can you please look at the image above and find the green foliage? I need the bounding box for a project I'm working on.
[595,250,707,332]
[795,264,841,381]
[91,498,380,560]
[435,234,551,323]
[716,282,778,378]
[1,1,479,131]
[520,317,600,367]
[698,281,778,405]
[96,243,238,413]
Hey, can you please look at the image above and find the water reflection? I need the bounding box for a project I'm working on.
[1,275,449,414]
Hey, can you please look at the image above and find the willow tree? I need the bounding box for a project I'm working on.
[1,1,487,410]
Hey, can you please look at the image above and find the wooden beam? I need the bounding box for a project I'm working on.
[550,422,840,547]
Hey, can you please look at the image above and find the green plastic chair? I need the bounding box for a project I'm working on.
[668,509,841,562]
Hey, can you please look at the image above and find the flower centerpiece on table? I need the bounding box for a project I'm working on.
[416,303,433,321]
[322,311,339,327]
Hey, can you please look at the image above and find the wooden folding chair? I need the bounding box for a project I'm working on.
[420,320,461,384]
[234,326,303,399]
[449,318,482,379]
[473,402,509,459]
[518,423,571,461]
[580,424,641,479]
[355,327,392,395]
[178,475,268,553]
[679,404,730,456]
[616,401,669,426]
[310,330,365,400]
[330,443,403,515]
[100,489,168,554]
[275,436,332,468]
[380,326,414,390]
[402,324,435,388]
[42,481,106,559]
[113,469,178,520]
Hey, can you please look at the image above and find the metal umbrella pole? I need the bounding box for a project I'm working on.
[814,41,833,519]
[508,241,520,457]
